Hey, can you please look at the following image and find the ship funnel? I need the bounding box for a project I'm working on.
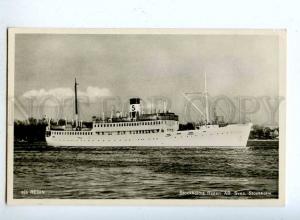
[129,98,141,120]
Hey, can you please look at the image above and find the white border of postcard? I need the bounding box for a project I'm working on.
[6,28,286,206]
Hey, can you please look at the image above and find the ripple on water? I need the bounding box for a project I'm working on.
[13,142,279,199]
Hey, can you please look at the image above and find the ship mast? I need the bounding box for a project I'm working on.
[204,72,209,125]
[74,78,79,127]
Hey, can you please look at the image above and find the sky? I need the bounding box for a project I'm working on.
[14,33,281,125]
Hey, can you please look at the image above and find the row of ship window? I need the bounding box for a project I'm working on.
[51,130,230,136]
[52,131,93,135]
[96,129,162,135]
[52,129,166,136]
[93,121,167,128]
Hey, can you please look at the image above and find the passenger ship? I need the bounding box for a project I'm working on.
[45,79,252,147]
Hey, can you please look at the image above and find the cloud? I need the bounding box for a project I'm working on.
[22,86,112,102]
[22,89,49,99]
[78,86,111,101]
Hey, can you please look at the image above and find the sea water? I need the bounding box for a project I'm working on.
[13,140,279,199]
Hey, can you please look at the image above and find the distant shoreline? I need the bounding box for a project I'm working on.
[248,139,279,142]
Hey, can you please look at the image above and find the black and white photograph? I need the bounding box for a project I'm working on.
[6,28,286,205]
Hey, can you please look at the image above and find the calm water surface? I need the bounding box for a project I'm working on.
[13,141,279,199]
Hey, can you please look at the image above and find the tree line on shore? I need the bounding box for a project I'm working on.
[14,118,48,142]
[249,124,279,140]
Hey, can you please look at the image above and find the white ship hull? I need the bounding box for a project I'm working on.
[46,123,252,148]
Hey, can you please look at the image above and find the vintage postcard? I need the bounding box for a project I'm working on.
[6,28,286,205]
